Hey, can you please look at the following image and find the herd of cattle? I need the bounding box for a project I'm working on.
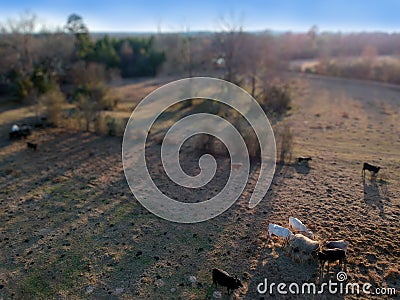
[212,161,381,295]
[268,217,349,272]
[8,123,39,150]
[7,124,382,296]
[212,217,350,295]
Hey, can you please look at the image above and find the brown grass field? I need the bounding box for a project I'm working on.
[0,74,399,299]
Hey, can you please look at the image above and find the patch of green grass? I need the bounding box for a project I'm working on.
[18,252,89,298]
[108,203,136,223]
[18,271,52,298]
[59,253,88,285]
[185,234,213,253]
[27,278,50,295]
[47,181,98,204]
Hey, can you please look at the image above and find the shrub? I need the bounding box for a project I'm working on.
[73,71,118,132]
[39,86,66,127]
[98,86,120,111]
[64,108,82,130]
[16,75,34,100]
[258,79,292,117]
[68,61,107,87]
[105,116,127,136]
[94,114,108,135]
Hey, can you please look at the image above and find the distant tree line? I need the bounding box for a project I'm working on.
[2,13,400,133]
[2,14,400,102]
[0,13,166,134]
[67,14,165,78]
[0,13,165,102]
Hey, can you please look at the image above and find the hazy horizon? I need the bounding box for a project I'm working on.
[1,0,400,34]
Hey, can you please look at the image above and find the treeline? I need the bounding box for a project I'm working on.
[82,35,165,77]
[2,14,400,102]
[2,13,400,133]
[275,29,400,60]
[0,13,165,101]
[289,30,400,84]
[310,57,400,85]
[156,27,400,91]
[0,13,167,134]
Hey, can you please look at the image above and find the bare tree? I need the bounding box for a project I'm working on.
[214,13,244,84]
[0,12,38,81]
[154,33,181,75]
[181,27,194,77]
[240,33,269,97]
[361,45,378,64]
[180,28,214,77]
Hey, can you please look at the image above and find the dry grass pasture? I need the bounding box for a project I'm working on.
[0,74,399,299]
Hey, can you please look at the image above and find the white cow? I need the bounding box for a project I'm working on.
[289,217,314,239]
[268,223,294,245]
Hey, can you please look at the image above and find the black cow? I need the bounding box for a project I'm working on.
[212,268,243,294]
[9,126,31,140]
[362,162,380,177]
[297,156,312,163]
[9,130,28,140]
[9,131,20,140]
[27,142,37,151]
[317,248,346,271]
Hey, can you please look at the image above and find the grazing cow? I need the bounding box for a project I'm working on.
[289,234,319,252]
[288,217,314,239]
[362,163,380,177]
[27,142,37,151]
[287,233,320,263]
[34,123,45,128]
[9,131,20,140]
[317,248,346,272]
[297,156,312,163]
[323,240,349,253]
[9,130,27,140]
[9,125,31,140]
[212,268,243,294]
[268,223,294,245]
[20,125,32,133]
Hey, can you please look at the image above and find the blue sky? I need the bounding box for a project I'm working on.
[1,0,399,32]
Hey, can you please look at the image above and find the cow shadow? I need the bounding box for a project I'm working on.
[318,260,347,282]
[247,242,345,299]
[363,177,385,218]
[293,162,311,175]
